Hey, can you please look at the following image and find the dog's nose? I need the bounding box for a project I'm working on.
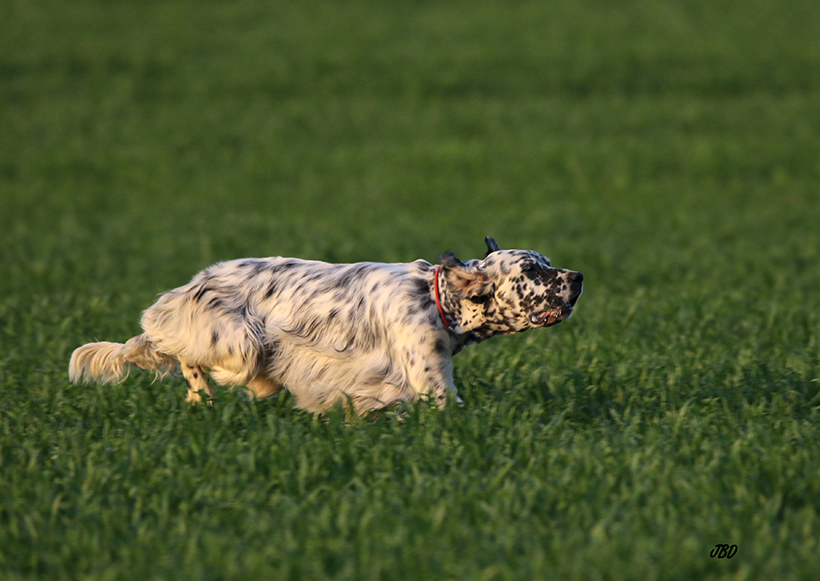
[568,271,583,284]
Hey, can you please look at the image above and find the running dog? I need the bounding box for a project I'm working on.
[69,237,583,414]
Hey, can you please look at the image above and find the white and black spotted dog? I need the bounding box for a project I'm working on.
[69,237,583,415]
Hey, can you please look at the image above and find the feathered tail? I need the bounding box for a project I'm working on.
[69,333,177,384]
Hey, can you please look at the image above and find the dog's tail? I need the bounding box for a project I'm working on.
[69,334,177,384]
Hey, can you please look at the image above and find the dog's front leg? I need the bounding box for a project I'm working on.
[405,343,460,408]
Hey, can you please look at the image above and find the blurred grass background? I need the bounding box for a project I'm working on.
[1,0,819,579]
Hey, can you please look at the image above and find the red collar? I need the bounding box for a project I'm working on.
[434,265,451,329]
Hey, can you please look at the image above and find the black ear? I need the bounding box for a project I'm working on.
[484,236,501,257]
[439,251,464,268]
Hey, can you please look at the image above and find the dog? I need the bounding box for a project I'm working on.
[69,237,583,415]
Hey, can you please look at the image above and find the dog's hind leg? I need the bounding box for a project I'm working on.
[179,359,215,405]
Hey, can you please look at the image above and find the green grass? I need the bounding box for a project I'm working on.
[2,0,820,579]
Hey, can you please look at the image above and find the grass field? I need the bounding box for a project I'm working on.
[2,0,820,579]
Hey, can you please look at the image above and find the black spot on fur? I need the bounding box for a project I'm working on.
[335,264,374,289]
[194,285,212,302]
[264,281,277,299]
[303,272,323,284]
[211,330,220,347]
[252,261,271,276]
[282,317,324,341]
[412,277,430,297]
[354,323,378,352]
[334,336,355,353]
[261,260,297,277]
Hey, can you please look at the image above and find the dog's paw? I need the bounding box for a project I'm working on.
[185,391,203,405]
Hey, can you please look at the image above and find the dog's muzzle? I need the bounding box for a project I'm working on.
[530,271,583,327]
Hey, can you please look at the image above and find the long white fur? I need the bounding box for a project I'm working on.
[69,335,177,384]
[69,240,583,415]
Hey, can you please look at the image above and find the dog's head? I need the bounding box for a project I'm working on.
[438,237,583,339]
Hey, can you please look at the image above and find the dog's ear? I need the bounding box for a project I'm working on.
[439,252,494,299]
[484,236,501,257]
[439,251,464,269]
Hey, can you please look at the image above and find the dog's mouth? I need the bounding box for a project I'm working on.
[529,305,573,327]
